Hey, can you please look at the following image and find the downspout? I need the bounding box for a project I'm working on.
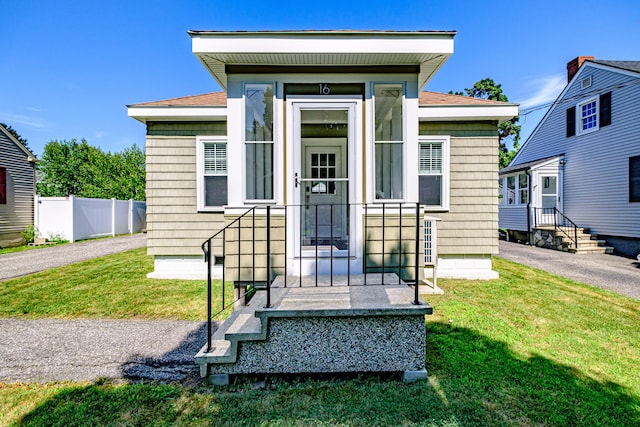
[526,169,532,245]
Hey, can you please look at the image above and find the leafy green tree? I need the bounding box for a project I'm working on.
[37,139,145,200]
[0,122,30,151]
[450,78,521,168]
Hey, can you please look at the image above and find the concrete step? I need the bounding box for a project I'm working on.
[570,246,614,254]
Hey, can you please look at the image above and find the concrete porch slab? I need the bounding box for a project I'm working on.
[196,277,433,380]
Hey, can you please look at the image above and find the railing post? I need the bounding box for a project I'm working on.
[382,203,385,285]
[265,205,271,308]
[414,202,421,305]
[398,202,402,284]
[207,238,212,352]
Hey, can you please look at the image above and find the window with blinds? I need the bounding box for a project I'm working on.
[419,141,446,208]
[202,141,227,208]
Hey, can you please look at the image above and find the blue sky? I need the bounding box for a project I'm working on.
[1,0,639,156]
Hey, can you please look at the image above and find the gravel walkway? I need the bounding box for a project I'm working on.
[498,240,640,300]
[0,233,146,281]
[0,319,207,383]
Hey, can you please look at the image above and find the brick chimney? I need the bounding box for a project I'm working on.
[567,56,594,82]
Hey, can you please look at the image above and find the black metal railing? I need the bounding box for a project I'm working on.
[201,202,423,352]
[533,207,579,249]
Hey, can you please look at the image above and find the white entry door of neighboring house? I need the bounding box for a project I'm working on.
[539,175,559,225]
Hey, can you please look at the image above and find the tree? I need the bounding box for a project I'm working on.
[450,78,520,169]
[0,122,30,151]
[37,139,146,200]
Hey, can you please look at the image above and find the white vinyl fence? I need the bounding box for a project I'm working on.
[34,195,146,242]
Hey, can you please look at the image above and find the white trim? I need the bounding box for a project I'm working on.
[436,255,498,280]
[418,135,450,211]
[127,106,226,124]
[243,82,277,204]
[286,97,363,266]
[372,82,406,202]
[147,256,214,280]
[576,95,599,135]
[196,136,227,212]
[418,104,518,124]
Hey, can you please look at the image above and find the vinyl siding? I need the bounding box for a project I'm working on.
[513,64,640,238]
[146,135,225,256]
[499,206,528,231]
[421,122,499,256]
[0,132,35,245]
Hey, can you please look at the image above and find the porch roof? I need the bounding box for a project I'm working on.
[499,154,564,175]
[188,30,456,89]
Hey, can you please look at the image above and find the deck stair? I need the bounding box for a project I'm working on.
[533,226,614,254]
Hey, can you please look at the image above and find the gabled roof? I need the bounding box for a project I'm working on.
[131,91,509,108]
[130,92,227,107]
[499,154,563,175]
[510,57,640,166]
[0,124,37,162]
[128,90,519,124]
[592,60,640,74]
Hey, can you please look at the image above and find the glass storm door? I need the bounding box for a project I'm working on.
[296,108,349,252]
[540,175,558,224]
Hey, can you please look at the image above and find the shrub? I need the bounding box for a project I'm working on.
[22,224,38,244]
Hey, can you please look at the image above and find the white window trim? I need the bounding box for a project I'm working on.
[501,173,528,206]
[243,81,277,204]
[372,82,406,203]
[419,136,450,211]
[197,135,227,212]
[576,96,599,136]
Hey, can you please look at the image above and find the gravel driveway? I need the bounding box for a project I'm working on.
[0,319,207,383]
[498,240,640,300]
[0,233,146,281]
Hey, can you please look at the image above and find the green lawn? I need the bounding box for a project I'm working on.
[1,254,639,426]
[0,247,232,321]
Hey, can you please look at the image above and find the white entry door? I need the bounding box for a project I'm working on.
[300,140,348,249]
[287,99,362,268]
[539,175,558,224]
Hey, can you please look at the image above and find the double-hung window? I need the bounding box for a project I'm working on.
[630,155,640,203]
[197,137,227,210]
[374,83,404,200]
[0,167,6,204]
[567,92,611,137]
[245,83,274,201]
[419,137,449,209]
[578,97,598,134]
[503,173,528,205]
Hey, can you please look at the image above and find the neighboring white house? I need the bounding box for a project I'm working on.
[128,30,518,280]
[499,56,640,256]
[0,124,37,247]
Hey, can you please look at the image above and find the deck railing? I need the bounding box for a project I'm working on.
[201,202,424,352]
[533,207,579,249]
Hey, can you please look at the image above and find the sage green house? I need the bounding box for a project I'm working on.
[128,30,518,281]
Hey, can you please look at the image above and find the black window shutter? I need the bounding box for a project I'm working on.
[600,92,611,127]
[566,106,576,137]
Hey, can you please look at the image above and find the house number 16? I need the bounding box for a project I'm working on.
[319,84,331,95]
